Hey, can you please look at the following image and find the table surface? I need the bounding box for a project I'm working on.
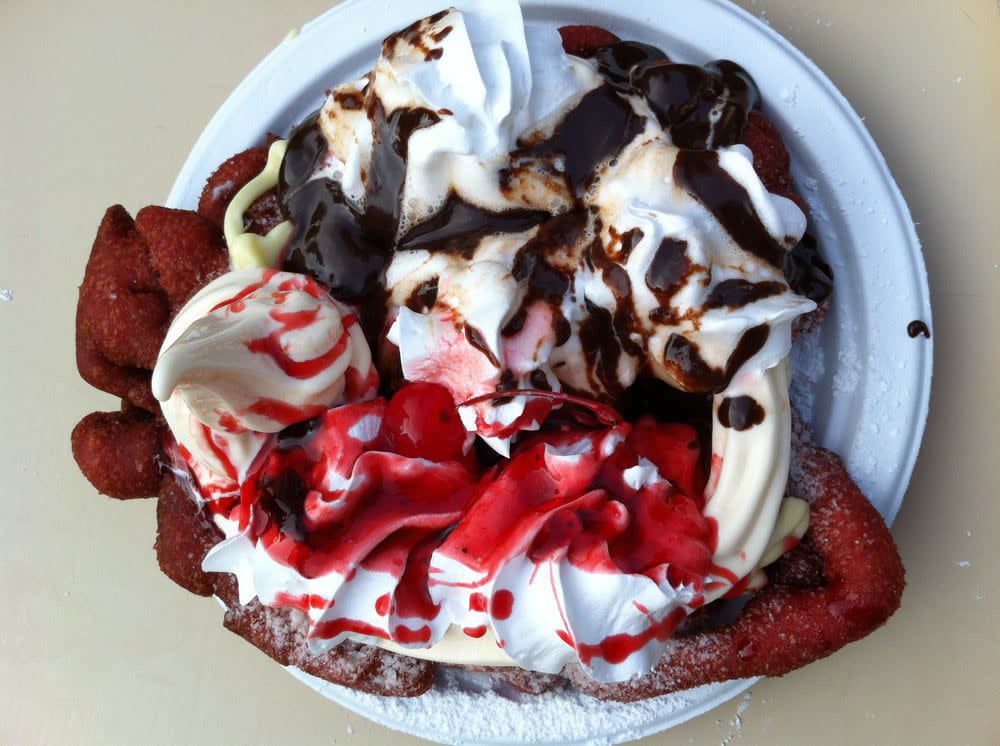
[2,1,998,744]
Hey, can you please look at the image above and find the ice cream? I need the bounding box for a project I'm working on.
[153,268,377,478]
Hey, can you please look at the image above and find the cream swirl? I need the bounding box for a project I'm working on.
[153,268,377,477]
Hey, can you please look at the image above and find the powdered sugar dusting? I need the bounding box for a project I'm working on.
[719,690,752,745]
[790,329,825,423]
[288,665,751,745]
[0,288,12,302]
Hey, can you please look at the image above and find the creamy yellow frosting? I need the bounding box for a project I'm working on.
[224,139,293,269]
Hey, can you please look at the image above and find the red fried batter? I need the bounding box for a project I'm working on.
[558,24,621,57]
[156,476,223,596]
[197,145,268,228]
[223,601,436,697]
[490,667,563,695]
[135,206,229,310]
[565,438,905,701]
[76,316,157,412]
[242,188,284,236]
[741,110,808,214]
[71,410,163,499]
[78,206,169,369]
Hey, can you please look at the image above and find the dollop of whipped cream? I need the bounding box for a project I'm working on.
[153,268,377,478]
[320,1,599,231]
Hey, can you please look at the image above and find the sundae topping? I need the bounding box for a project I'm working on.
[154,0,822,683]
[153,268,377,476]
[907,320,931,339]
[272,0,811,437]
[225,140,294,269]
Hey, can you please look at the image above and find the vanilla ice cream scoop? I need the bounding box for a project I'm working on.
[153,268,377,477]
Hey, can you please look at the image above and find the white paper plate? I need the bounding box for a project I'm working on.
[166,1,932,743]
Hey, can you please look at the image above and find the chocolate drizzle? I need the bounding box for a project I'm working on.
[705,279,785,309]
[578,298,625,397]
[907,320,930,339]
[783,233,833,304]
[398,192,548,255]
[520,85,645,191]
[646,238,693,306]
[278,116,386,303]
[673,149,786,268]
[717,395,765,430]
[633,58,759,149]
[276,24,815,426]
[663,324,770,393]
[464,324,500,368]
[405,278,439,312]
[593,41,669,90]
[502,212,582,340]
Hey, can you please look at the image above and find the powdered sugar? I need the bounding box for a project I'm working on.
[719,690,752,745]
[0,288,12,302]
[790,329,825,423]
[289,664,751,745]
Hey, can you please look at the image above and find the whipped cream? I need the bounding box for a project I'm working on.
[153,268,377,478]
[320,3,599,232]
[161,0,819,683]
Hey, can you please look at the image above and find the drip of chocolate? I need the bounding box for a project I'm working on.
[632,58,760,150]
[405,278,439,312]
[705,279,785,309]
[645,238,693,306]
[586,233,644,360]
[907,320,930,339]
[578,298,625,398]
[502,211,582,340]
[381,9,450,60]
[717,395,765,430]
[783,233,833,304]
[519,85,645,191]
[673,149,787,268]
[593,41,669,90]
[279,104,439,337]
[397,192,548,255]
[464,324,501,368]
[663,324,770,393]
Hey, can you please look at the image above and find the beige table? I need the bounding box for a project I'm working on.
[2,1,997,743]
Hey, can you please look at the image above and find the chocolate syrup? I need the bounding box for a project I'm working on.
[783,233,833,304]
[617,377,712,426]
[502,211,582,339]
[705,279,785,309]
[632,58,759,149]
[520,85,645,191]
[717,395,765,430]
[673,149,786,268]
[907,320,931,339]
[645,238,693,306]
[586,234,643,358]
[464,324,501,368]
[593,41,669,89]
[275,416,324,449]
[578,298,625,397]
[405,278,439,312]
[365,101,441,229]
[398,192,548,255]
[381,9,450,60]
[663,324,770,393]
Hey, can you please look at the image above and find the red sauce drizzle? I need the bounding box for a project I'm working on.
[491,589,515,620]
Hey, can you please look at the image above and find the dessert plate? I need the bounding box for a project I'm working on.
[166,0,932,743]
